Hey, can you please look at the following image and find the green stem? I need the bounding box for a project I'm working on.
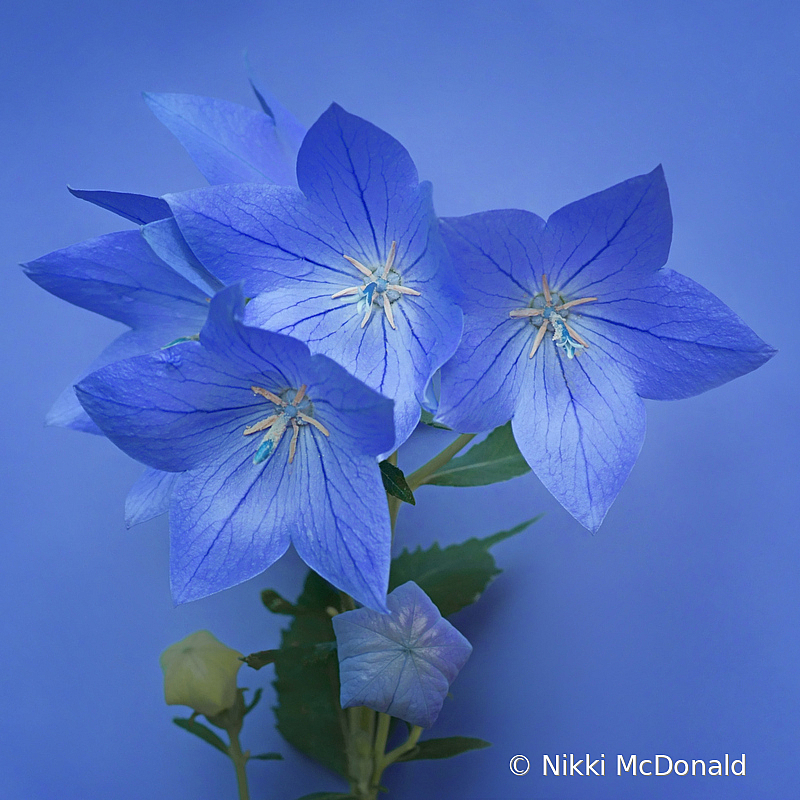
[227,729,250,800]
[347,705,378,799]
[370,712,392,788]
[406,433,476,491]
[382,725,423,768]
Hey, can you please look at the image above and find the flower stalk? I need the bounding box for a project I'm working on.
[406,433,476,491]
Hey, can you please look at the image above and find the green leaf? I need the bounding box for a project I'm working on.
[390,517,539,616]
[422,422,530,487]
[172,717,229,757]
[395,736,491,762]
[261,589,298,615]
[242,649,281,670]
[419,409,452,430]
[250,752,284,761]
[273,571,348,777]
[243,687,263,714]
[379,460,416,505]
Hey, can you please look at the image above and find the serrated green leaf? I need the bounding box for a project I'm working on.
[273,571,348,777]
[423,422,530,487]
[250,752,284,761]
[390,518,539,616]
[379,460,416,505]
[395,736,491,762]
[172,717,229,757]
[420,409,452,430]
[261,589,298,615]
[244,687,262,714]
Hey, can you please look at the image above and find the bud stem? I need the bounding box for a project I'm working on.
[227,729,251,800]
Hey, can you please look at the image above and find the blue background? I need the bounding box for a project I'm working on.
[2,1,797,798]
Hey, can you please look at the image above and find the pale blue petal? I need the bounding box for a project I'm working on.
[290,430,391,612]
[49,326,201,434]
[125,468,179,527]
[545,166,672,298]
[247,69,306,156]
[142,216,223,297]
[76,341,271,472]
[577,268,776,400]
[23,230,209,329]
[144,93,297,187]
[165,184,328,295]
[296,104,420,265]
[68,187,170,225]
[169,451,293,604]
[512,345,646,532]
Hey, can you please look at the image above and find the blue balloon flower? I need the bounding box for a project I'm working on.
[165,103,463,451]
[75,285,395,610]
[436,167,776,531]
[333,582,473,729]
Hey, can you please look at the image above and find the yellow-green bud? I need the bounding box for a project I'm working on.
[159,630,243,717]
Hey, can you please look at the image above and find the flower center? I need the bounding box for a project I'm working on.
[509,274,597,360]
[330,241,422,330]
[243,384,330,465]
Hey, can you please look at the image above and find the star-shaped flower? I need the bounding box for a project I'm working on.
[75,285,395,610]
[435,167,775,531]
[165,103,463,450]
[332,582,473,728]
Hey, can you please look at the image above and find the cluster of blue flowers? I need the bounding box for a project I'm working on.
[25,85,773,724]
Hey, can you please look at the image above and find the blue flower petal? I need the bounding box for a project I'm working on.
[247,71,306,157]
[169,453,293,604]
[22,230,209,329]
[144,93,297,187]
[577,268,776,400]
[512,344,646,532]
[545,166,672,298]
[67,187,171,225]
[75,341,259,472]
[286,432,391,612]
[437,210,547,431]
[142,217,224,297]
[296,103,420,263]
[165,184,323,295]
[333,582,472,728]
[125,468,178,527]
[50,326,199,435]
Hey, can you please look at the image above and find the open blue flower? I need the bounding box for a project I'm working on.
[75,285,394,610]
[333,582,472,728]
[436,167,775,531]
[165,103,463,451]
